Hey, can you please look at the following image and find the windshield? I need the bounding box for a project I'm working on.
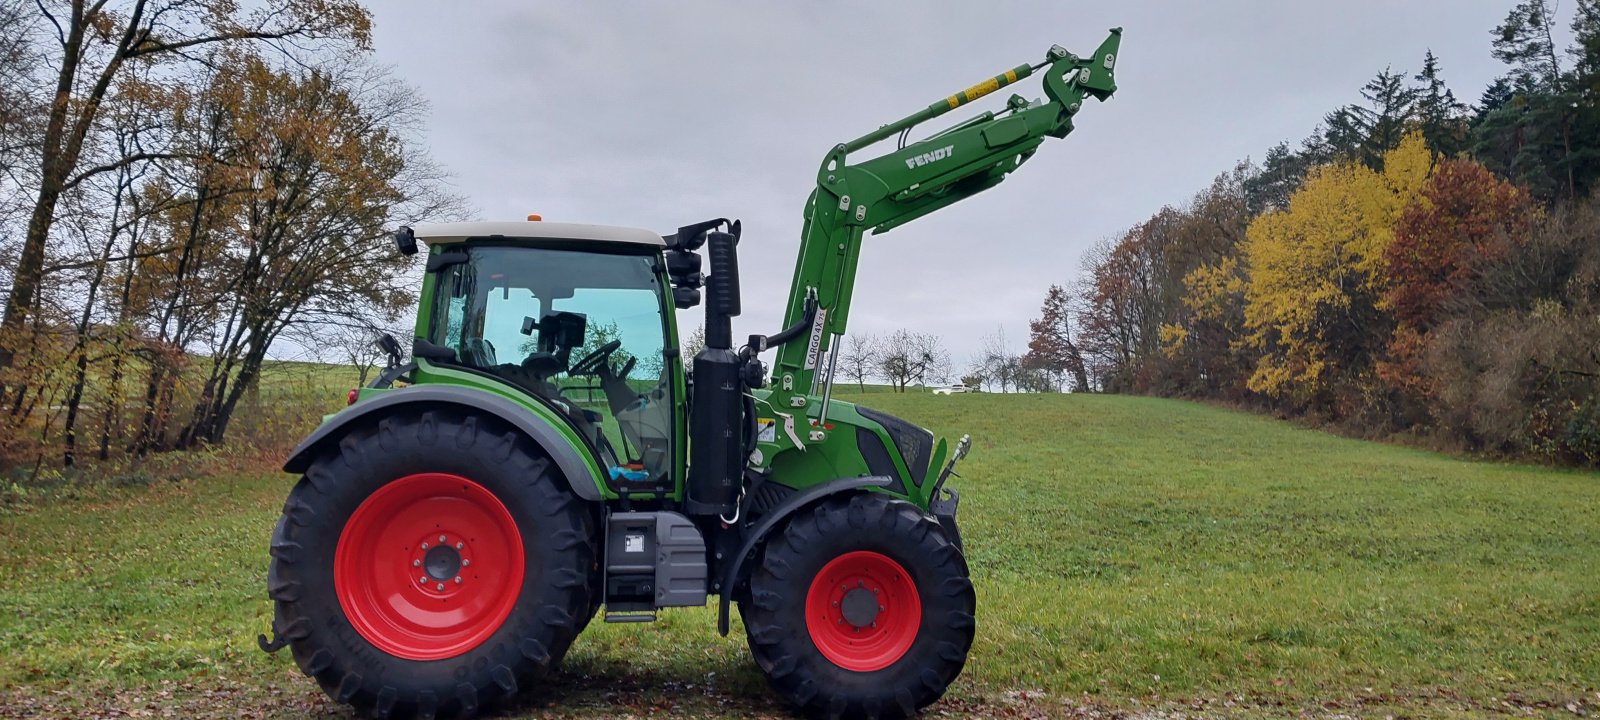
[429,246,674,485]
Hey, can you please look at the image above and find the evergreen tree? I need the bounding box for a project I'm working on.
[1473,0,1581,200]
[1474,76,1515,121]
[1414,50,1468,158]
[1349,67,1418,169]
[1493,0,1564,88]
[1244,141,1317,214]
[1568,0,1600,193]
[1318,110,1366,163]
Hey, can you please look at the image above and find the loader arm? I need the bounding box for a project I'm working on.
[769,29,1121,402]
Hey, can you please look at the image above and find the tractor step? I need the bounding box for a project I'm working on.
[602,611,657,623]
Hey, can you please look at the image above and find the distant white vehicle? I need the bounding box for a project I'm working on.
[932,383,969,396]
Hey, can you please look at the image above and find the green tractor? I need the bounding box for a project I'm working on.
[260,31,1120,720]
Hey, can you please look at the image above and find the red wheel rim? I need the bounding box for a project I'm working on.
[334,473,525,661]
[805,550,921,672]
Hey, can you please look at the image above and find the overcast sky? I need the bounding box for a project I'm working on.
[367,0,1532,368]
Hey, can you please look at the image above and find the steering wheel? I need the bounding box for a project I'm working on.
[568,339,622,376]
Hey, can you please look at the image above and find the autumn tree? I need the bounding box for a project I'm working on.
[1381,158,1536,402]
[0,0,372,403]
[1241,133,1432,412]
[1153,165,1256,397]
[1023,285,1088,392]
[1076,209,1184,391]
[173,55,454,448]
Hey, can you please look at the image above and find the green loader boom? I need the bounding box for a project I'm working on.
[770,29,1121,404]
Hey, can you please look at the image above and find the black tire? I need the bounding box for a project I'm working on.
[266,409,596,719]
[739,493,976,719]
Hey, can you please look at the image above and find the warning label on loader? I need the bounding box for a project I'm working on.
[757,418,776,443]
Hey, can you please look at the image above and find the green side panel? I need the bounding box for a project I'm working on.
[751,394,939,511]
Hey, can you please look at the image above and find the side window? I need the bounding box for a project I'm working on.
[481,288,541,366]
[436,266,468,352]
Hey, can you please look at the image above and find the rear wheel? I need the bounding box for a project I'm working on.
[739,493,975,719]
[266,409,595,719]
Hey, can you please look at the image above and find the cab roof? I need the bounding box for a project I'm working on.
[411,221,663,248]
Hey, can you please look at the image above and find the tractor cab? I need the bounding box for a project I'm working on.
[407,221,681,488]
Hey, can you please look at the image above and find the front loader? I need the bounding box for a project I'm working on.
[260,29,1121,720]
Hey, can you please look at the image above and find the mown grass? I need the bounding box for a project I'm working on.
[1,391,1597,717]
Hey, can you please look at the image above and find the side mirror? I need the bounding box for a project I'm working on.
[374,333,403,368]
[520,316,537,336]
[665,248,703,309]
[394,226,417,256]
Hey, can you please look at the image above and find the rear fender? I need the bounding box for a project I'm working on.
[282,385,605,502]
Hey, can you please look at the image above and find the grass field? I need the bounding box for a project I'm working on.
[2,391,1598,718]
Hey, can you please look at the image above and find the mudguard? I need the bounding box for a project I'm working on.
[282,384,604,501]
[717,475,893,636]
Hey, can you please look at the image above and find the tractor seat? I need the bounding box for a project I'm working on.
[521,352,565,376]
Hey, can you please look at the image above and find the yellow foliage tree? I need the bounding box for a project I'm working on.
[1240,133,1433,405]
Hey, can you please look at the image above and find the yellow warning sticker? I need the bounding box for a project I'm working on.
[963,77,1000,102]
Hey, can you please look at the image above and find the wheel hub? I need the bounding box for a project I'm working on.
[423,544,461,581]
[839,586,880,628]
[411,531,474,594]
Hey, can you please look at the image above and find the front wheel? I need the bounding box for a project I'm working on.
[265,410,596,719]
[739,493,975,719]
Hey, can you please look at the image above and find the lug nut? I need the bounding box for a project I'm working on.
[418,576,427,584]
[454,577,462,584]
[421,542,429,550]
[436,583,445,591]
[413,559,421,567]
[455,542,463,550]
[462,559,471,567]
[439,535,447,543]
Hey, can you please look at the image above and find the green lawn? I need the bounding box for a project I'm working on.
[2,392,1597,717]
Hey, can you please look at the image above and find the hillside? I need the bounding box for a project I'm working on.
[2,392,1597,717]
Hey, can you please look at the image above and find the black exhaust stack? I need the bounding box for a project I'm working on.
[684,229,744,517]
